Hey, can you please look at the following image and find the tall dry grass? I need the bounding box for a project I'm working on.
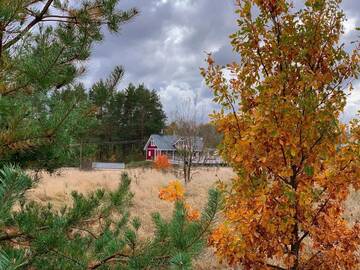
[26,167,360,269]
[27,167,235,269]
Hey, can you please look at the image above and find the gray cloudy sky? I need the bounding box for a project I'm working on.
[80,0,360,122]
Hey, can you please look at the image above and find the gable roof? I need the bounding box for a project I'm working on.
[144,134,204,151]
[150,134,178,150]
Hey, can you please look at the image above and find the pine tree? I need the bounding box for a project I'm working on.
[0,1,220,268]
[88,83,167,162]
[0,0,137,171]
[0,167,221,269]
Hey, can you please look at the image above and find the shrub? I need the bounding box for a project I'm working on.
[154,154,171,170]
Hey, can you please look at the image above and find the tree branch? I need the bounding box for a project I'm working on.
[3,0,55,50]
[266,263,286,270]
[0,226,48,242]
[224,92,242,137]
[49,248,86,268]
[70,227,98,239]
[298,195,330,245]
[88,253,129,269]
[257,47,269,77]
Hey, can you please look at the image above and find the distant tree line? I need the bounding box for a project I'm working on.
[85,73,167,163]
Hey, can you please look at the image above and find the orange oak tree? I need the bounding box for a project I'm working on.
[201,0,360,269]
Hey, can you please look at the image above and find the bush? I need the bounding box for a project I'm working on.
[154,155,171,170]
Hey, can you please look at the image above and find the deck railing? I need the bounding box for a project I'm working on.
[168,156,224,165]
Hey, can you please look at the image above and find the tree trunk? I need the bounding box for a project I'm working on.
[183,155,188,184]
[290,166,299,270]
[186,164,191,184]
[183,150,192,184]
[187,153,192,183]
[290,222,300,270]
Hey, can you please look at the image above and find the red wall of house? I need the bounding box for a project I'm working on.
[146,145,157,160]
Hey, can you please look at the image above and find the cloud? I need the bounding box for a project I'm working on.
[157,81,216,123]
[79,0,360,123]
[342,82,360,122]
[343,17,357,36]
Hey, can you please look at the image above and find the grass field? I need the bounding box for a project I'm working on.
[27,167,235,269]
[26,167,360,269]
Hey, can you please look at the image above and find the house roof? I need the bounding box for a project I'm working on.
[144,134,204,151]
[151,134,178,150]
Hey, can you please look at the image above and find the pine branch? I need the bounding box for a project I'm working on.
[88,253,129,269]
[70,227,98,239]
[3,46,66,96]
[3,0,55,50]
[0,92,79,153]
[185,189,221,250]
[0,226,48,242]
[48,248,86,268]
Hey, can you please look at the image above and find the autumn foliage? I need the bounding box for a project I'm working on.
[159,180,200,221]
[154,154,171,170]
[202,0,360,269]
[159,180,185,201]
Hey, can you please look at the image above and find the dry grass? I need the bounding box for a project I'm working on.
[26,167,360,269]
[27,167,235,269]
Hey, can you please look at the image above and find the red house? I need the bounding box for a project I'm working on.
[143,134,225,165]
[143,134,178,161]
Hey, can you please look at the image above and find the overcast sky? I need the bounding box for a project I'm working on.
[80,0,360,123]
